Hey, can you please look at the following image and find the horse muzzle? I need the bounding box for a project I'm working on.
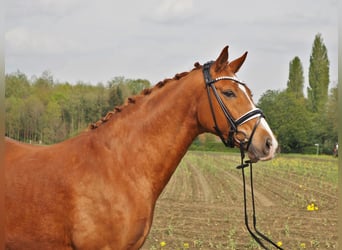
[245,118,278,162]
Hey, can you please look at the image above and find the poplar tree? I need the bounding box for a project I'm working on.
[307,33,330,112]
[287,56,304,98]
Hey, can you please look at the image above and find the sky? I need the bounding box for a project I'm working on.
[5,0,338,101]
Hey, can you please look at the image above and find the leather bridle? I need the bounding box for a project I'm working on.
[203,61,264,149]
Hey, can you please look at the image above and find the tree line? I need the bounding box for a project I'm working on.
[258,34,337,154]
[5,33,337,154]
[5,72,150,144]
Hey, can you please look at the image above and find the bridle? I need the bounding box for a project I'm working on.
[203,61,284,250]
[203,61,264,149]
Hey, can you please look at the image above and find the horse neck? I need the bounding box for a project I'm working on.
[93,72,203,198]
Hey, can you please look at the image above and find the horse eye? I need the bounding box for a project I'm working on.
[222,90,236,98]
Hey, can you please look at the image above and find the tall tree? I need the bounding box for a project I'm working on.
[22,96,44,142]
[108,85,124,108]
[32,71,54,105]
[322,86,338,151]
[258,90,312,153]
[307,33,330,112]
[5,71,31,98]
[42,99,62,144]
[287,56,304,98]
[5,96,25,140]
[127,79,151,95]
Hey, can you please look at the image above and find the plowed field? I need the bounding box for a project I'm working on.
[142,152,338,250]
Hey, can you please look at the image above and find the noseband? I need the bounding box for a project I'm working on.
[203,61,264,149]
[203,61,283,249]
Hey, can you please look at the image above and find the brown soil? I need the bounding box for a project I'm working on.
[142,152,338,250]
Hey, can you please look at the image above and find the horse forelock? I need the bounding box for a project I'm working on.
[89,62,203,130]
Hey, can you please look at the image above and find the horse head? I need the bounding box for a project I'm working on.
[197,46,278,162]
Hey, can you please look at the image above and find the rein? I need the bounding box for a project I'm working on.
[202,62,283,249]
[236,143,284,250]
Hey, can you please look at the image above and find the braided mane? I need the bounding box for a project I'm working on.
[89,62,202,129]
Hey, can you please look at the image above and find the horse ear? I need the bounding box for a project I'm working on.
[214,46,229,72]
[228,51,248,73]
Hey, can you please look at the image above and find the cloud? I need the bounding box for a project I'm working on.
[6,0,84,19]
[4,0,338,101]
[157,0,193,14]
[150,0,196,23]
[5,27,80,55]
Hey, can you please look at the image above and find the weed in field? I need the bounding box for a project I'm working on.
[323,240,337,248]
[284,223,290,237]
[227,228,237,249]
[166,224,174,236]
[149,245,157,250]
[193,239,203,247]
[227,240,236,250]
[310,239,320,248]
[247,238,261,249]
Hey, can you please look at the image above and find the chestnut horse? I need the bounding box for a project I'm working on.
[5,46,278,249]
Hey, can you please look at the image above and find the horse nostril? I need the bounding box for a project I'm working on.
[265,138,272,150]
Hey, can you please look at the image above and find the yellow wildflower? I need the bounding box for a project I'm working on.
[300,242,306,248]
[183,242,190,248]
[160,241,166,247]
[307,203,318,211]
[277,241,283,247]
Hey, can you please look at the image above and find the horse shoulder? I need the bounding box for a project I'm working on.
[72,189,154,249]
[70,153,155,249]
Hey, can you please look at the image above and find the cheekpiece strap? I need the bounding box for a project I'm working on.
[203,61,215,85]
